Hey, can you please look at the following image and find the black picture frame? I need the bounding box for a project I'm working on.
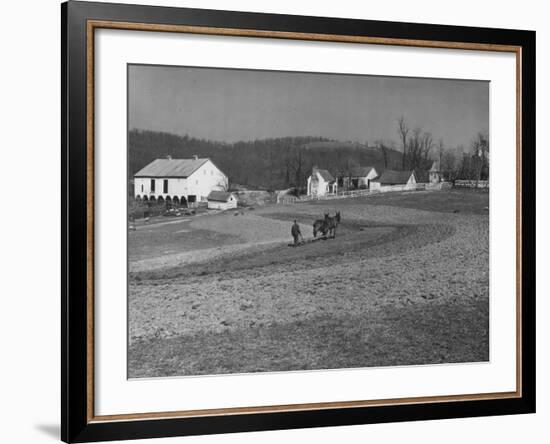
[62,1,536,442]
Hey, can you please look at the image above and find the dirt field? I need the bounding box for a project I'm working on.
[128,189,489,378]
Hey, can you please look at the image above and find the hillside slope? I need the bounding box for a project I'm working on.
[129,129,404,190]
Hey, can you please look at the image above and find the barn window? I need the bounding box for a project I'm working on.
[141,184,143,192]
[163,179,168,193]
[150,179,155,192]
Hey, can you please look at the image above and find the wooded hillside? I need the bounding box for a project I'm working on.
[129,129,404,191]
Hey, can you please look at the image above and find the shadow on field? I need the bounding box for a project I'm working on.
[128,297,488,378]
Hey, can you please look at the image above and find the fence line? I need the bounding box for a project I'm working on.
[277,188,378,205]
[277,182,458,205]
[454,180,489,189]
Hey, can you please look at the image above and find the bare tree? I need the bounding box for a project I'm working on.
[407,127,421,169]
[292,146,305,193]
[397,116,409,170]
[471,132,489,182]
[375,139,393,169]
[459,151,476,180]
[441,149,457,181]
[404,127,433,171]
[282,143,293,188]
[380,143,389,169]
[437,138,444,167]
[338,157,360,190]
[421,131,434,162]
[216,177,229,192]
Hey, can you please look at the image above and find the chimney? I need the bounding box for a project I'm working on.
[166,155,172,160]
[192,155,199,160]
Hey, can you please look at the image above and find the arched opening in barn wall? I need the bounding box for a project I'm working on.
[165,196,172,203]
[142,195,148,202]
[135,195,141,201]
[157,196,164,205]
[149,196,156,203]
[172,196,179,205]
[180,196,188,207]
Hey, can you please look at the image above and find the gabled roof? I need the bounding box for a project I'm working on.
[309,168,336,182]
[430,160,440,172]
[415,169,430,183]
[208,191,235,202]
[134,158,209,178]
[317,169,335,182]
[373,170,415,185]
[348,166,376,178]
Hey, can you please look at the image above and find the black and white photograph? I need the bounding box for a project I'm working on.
[0,0,544,441]
[127,64,490,378]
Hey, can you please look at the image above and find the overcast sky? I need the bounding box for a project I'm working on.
[128,64,489,148]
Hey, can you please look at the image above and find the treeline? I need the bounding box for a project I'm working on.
[393,116,489,181]
[448,133,490,181]
[129,130,403,191]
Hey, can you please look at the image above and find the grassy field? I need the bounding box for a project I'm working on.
[128,189,489,378]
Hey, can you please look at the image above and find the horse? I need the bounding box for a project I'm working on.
[312,211,341,238]
[313,213,330,238]
[326,211,341,238]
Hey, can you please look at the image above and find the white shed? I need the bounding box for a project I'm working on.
[207,191,238,210]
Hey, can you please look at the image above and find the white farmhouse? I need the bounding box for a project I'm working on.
[134,156,228,207]
[207,191,238,210]
[340,166,378,190]
[307,166,337,197]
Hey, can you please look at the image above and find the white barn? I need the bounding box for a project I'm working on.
[370,170,417,191]
[134,156,228,207]
[207,191,238,210]
[307,167,337,197]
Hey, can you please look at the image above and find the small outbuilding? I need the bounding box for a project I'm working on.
[207,191,238,210]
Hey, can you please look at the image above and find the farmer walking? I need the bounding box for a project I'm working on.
[291,219,303,247]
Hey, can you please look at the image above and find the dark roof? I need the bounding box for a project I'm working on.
[312,169,335,182]
[348,166,375,178]
[415,169,430,183]
[134,158,209,178]
[207,191,235,202]
[373,170,415,185]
